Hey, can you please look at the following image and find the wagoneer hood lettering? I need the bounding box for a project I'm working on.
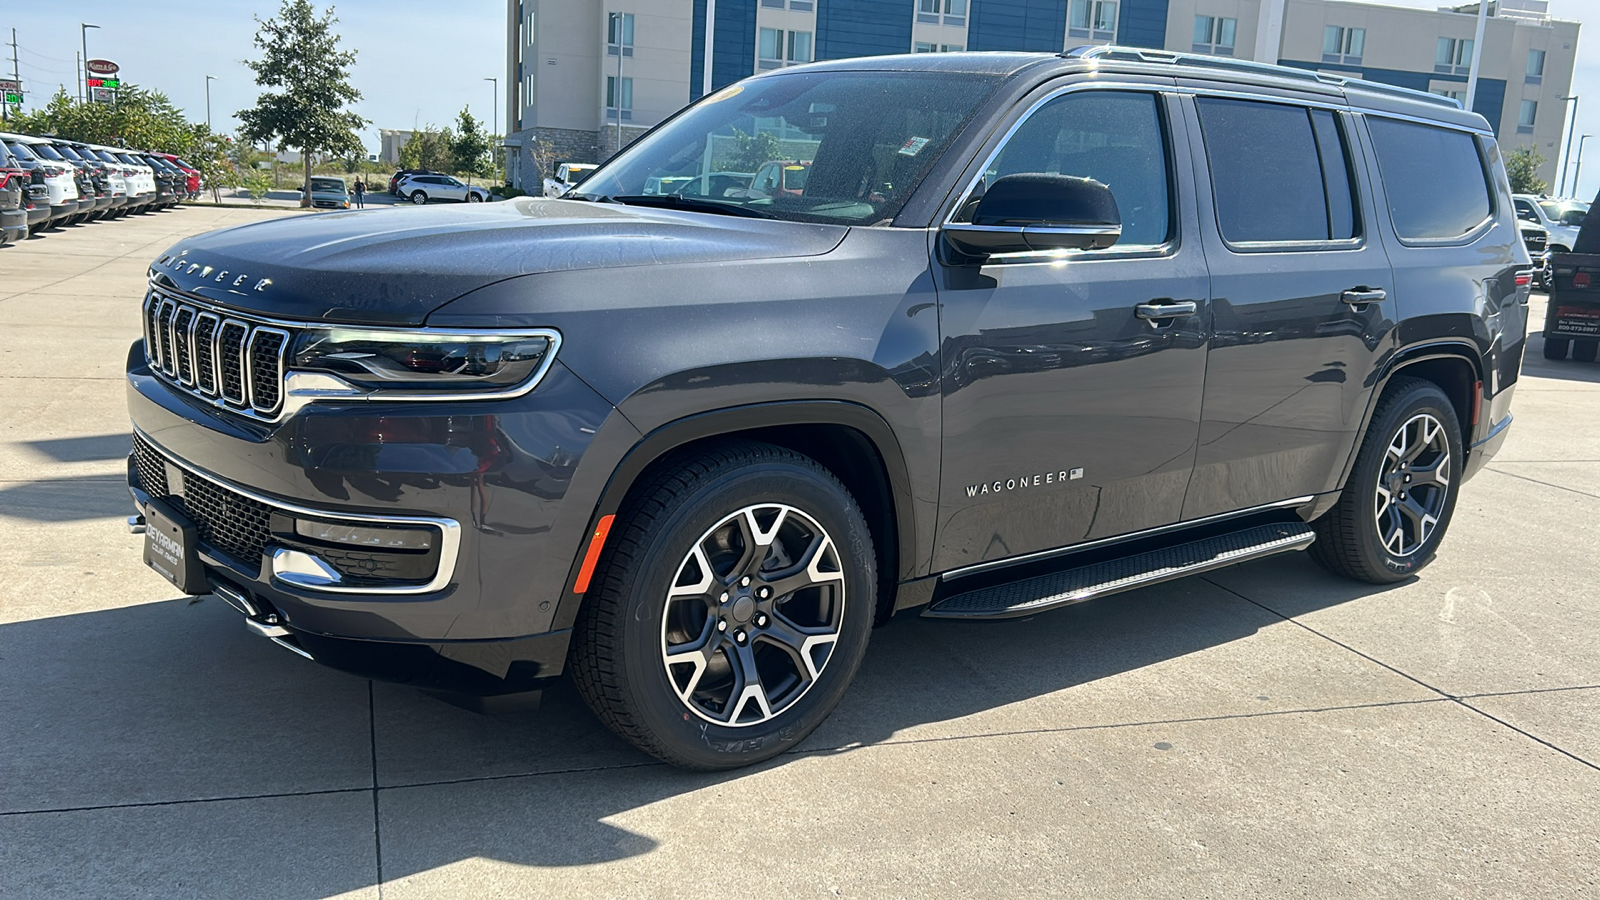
[152,197,848,325]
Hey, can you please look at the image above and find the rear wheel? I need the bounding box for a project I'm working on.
[1575,341,1599,363]
[1544,336,1570,360]
[571,442,875,770]
[1311,377,1462,584]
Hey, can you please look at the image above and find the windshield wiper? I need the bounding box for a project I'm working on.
[604,194,777,219]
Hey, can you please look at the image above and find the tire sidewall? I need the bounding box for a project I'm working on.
[1348,384,1464,578]
[614,462,875,768]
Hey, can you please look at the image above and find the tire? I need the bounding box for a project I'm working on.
[1310,376,1463,584]
[467,192,482,202]
[571,441,876,770]
[410,191,427,205]
[1575,341,1599,363]
[1544,337,1569,360]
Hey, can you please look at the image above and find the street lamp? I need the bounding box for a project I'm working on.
[205,75,216,132]
[1575,135,1593,202]
[1558,95,1579,197]
[483,76,498,184]
[80,23,99,105]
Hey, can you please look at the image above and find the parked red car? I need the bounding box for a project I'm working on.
[153,152,201,199]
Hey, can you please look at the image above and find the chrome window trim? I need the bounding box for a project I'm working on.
[939,81,1182,266]
[133,426,463,596]
[142,282,565,423]
[941,495,1318,581]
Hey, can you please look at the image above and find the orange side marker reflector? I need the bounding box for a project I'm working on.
[573,515,616,594]
[1472,380,1483,426]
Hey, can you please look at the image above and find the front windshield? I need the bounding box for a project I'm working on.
[310,178,346,193]
[31,143,65,161]
[8,141,39,161]
[575,70,1000,224]
[57,146,84,162]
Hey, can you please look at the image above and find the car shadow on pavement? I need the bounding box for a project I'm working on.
[0,475,132,521]
[3,551,1406,888]
[1526,330,1600,385]
[20,433,131,464]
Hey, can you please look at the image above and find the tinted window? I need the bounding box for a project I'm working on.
[8,141,39,160]
[1196,98,1356,244]
[961,91,1171,247]
[31,143,65,161]
[1367,118,1491,241]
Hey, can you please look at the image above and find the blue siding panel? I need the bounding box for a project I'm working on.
[691,0,707,101]
[1279,59,1507,135]
[817,0,913,59]
[710,0,757,93]
[1117,0,1169,50]
[968,0,1068,53]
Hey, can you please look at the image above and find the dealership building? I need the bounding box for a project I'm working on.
[501,0,1579,191]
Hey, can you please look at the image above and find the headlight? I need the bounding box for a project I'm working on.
[290,329,557,395]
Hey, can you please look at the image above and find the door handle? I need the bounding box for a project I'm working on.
[1135,300,1198,320]
[1341,287,1387,306]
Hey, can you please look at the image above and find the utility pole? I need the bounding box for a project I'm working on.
[703,0,717,97]
[76,52,82,104]
[1575,136,1593,201]
[205,75,216,132]
[80,24,99,105]
[484,76,498,184]
[1463,1,1487,114]
[7,29,19,121]
[1559,96,1580,197]
[611,11,624,155]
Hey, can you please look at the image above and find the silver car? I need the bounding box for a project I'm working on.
[398,174,489,204]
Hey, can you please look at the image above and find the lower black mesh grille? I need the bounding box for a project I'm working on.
[132,434,271,568]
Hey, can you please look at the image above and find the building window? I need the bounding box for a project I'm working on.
[1526,48,1545,84]
[607,12,634,57]
[1435,37,1473,75]
[1519,99,1537,133]
[759,28,812,69]
[918,0,966,26]
[764,0,812,7]
[606,75,632,121]
[1068,0,1118,42]
[914,41,964,53]
[1431,87,1466,105]
[1193,16,1237,56]
[1322,26,1364,65]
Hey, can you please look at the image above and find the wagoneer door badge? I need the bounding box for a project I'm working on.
[966,468,1084,498]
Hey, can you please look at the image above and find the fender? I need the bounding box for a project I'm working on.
[1320,338,1488,515]
[549,400,920,632]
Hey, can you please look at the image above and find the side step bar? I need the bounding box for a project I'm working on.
[922,522,1315,620]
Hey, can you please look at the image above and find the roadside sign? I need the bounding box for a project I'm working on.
[91,88,114,104]
[3,92,22,105]
[0,80,21,92]
[86,78,121,90]
[86,59,119,76]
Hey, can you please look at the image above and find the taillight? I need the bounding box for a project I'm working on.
[0,172,11,189]
[1576,272,1593,289]
[1515,272,1531,287]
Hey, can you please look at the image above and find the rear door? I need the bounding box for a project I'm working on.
[1179,92,1397,520]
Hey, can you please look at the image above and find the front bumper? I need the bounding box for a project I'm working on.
[126,345,627,694]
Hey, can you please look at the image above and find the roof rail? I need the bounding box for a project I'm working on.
[1062,45,1463,111]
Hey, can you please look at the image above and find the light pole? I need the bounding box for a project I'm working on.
[483,76,498,184]
[609,11,623,154]
[80,23,99,104]
[204,75,216,132]
[1558,95,1579,197]
[1575,135,1593,202]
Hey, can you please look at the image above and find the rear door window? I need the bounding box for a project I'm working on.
[1195,98,1359,245]
[956,90,1173,248]
[1366,117,1492,242]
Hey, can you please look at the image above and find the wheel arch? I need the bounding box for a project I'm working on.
[551,400,918,633]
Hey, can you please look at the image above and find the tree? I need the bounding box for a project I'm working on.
[11,84,196,152]
[450,107,493,183]
[1505,147,1549,196]
[398,125,454,173]
[723,128,781,173]
[237,0,367,207]
[337,139,368,174]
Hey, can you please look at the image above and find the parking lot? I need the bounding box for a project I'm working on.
[2,205,1598,898]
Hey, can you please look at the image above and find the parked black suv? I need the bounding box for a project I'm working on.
[126,49,1528,769]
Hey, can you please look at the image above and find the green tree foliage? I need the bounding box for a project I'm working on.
[11,84,195,152]
[398,126,454,173]
[237,0,367,206]
[723,128,782,173]
[1505,147,1549,196]
[450,107,493,182]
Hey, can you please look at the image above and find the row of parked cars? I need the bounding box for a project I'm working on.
[0,131,198,246]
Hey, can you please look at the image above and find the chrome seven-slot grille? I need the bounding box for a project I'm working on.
[132,433,274,566]
[143,284,289,416]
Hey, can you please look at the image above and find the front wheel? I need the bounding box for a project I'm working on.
[1310,377,1463,584]
[467,192,483,203]
[571,442,876,770]
[409,191,427,205]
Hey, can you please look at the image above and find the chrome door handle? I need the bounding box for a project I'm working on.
[1135,300,1198,320]
[1341,288,1387,305]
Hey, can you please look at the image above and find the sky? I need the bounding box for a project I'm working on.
[0,0,1594,198]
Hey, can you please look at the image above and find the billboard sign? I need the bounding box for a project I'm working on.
[0,80,21,92]
[86,78,121,90]
[86,59,119,76]
[91,88,115,104]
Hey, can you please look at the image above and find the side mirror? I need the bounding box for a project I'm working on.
[943,174,1122,259]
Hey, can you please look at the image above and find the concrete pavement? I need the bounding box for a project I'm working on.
[1,206,1597,898]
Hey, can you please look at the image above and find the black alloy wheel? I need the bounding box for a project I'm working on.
[571,441,875,770]
[1311,377,1463,584]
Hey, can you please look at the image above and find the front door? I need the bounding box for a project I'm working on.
[1178,94,1397,520]
[932,88,1210,574]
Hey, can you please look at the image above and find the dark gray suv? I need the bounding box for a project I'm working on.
[126,48,1529,769]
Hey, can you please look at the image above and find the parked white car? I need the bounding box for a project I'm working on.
[397,174,490,204]
[1513,194,1591,253]
[542,162,597,197]
[1,133,82,222]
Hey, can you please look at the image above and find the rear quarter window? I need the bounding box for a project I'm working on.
[1366,118,1492,242]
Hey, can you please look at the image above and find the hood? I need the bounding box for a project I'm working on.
[151,197,850,325]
